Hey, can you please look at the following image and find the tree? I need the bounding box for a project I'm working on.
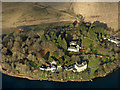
[93,27,105,35]
[27,54,36,61]
[41,34,46,41]
[51,33,57,41]
[37,30,45,38]
[57,49,65,57]
[51,51,59,59]
[15,62,30,74]
[32,42,42,52]
[25,38,31,46]
[57,34,61,41]
[17,52,26,60]
[79,25,87,34]
[7,39,13,49]
[45,34,51,41]
[59,57,64,64]
[65,33,73,44]
[2,47,8,55]
[64,55,71,62]
[89,23,95,31]
[15,35,22,43]
[61,38,67,50]
[12,41,21,52]
[13,31,20,37]
[12,52,18,61]
[2,35,10,47]
[22,46,28,54]
[44,51,50,60]
[57,35,63,47]
[69,24,74,28]
[41,41,58,52]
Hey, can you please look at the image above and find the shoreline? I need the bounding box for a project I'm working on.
[2,20,73,34]
[1,66,119,82]
[1,21,120,82]
[1,69,91,82]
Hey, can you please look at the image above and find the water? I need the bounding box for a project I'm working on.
[2,68,120,88]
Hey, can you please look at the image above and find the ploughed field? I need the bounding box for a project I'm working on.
[1,21,120,82]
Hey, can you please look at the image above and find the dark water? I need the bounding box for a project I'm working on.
[2,68,120,88]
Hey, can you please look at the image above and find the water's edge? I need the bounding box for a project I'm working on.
[2,68,120,88]
[2,67,120,83]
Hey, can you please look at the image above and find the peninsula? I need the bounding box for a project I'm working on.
[1,2,120,82]
[1,20,120,82]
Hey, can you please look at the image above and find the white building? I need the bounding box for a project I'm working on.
[107,37,120,46]
[70,41,81,46]
[39,67,46,71]
[73,61,87,72]
[68,46,79,52]
[40,65,56,71]
[68,41,81,52]
[51,61,56,65]
[70,41,78,45]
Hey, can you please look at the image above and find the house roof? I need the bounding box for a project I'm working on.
[108,38,120,44]
[68,47,79,52]
[70,41,77,43]
[70,41,81,45]
[109,37,120,41]
[68,46,77,50]
[76,61,87,67]
[51,61,56,65]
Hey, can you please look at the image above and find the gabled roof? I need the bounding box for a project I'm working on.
[68,46,77,50]
[76,61,87,67]
[70,41,81,46]
[51,61,56,65]
[68,46,79,52]
[70,41,77,45]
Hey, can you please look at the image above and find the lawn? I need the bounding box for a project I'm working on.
[82,38,93,47]
[89,67,98,78]
[88,57,101,67]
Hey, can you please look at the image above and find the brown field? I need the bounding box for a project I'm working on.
[2,2,120,33]
[73,2,118,31]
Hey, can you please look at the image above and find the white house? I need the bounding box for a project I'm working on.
[51,61,56,65]
[46,66,56,71]
[68,41,81,52]
[68,46,79,52]
[70,41,78,45]
[107,37,120,46]
[39,67,45,71]
[40,65,56,71]
[70,41,81,46]
[73,61,87,72]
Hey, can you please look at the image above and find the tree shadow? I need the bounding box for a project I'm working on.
[93,21,108,29]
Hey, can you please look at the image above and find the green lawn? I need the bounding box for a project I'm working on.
[89,67,98,78]
[83,38,93,47]
[88,57,100,67]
